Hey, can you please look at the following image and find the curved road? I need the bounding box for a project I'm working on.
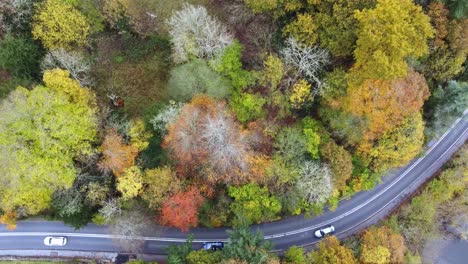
[0,114,467,256]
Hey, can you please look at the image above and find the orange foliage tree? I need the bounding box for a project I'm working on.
[160,187,205,232]
[0,211,17,230]
[98,129,138,177]
[345,70,430,142]
[360,226,407,264]
[163,95,254,185]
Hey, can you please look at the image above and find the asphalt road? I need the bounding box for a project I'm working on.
[0,114,466,255]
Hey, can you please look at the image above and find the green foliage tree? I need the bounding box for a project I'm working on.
[32,0,90,50]
[422,47,466,82]
[426,81,468,138]
[259,54,284,91]
[166,235,194,264]
[351,0,434,82]
[441,0,468,19]
[223,223,273,263]
[0,70,97,215]
[243,0,279,13]
[284,246,307,264]
[274,127,308,164]
[0,36,42,78]
[186,250,222,264]
[212,41,252,91]
[230,92,266,123]
[168,59,231,101]
[228,183,282,225]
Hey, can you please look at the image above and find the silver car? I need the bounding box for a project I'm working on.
[44,236,67,246]
[314,225,335,238]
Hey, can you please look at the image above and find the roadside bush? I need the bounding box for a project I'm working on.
[167,59,231,101]
[228,183,282,225]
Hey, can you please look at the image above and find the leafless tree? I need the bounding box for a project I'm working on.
[281,38,330,94]
[0,0,35,35]
[108,208,152,253]
[201,108,249,177]
[41,49,94,87]
[166,4,233,63]
[99,198,122,223]
[296,161,332,204]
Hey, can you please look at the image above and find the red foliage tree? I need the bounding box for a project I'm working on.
[160,187,205,232]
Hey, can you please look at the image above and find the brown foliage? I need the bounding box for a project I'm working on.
[428,2,450,48]
[160,187,205,232]
[320,139,353,192]
[98,129,138,177]
[0,211,16,230]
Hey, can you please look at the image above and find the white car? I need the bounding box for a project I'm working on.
[314,225,335,238]
[202,242,224,251]
[44,236,67,246]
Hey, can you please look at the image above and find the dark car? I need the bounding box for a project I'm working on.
[202,242,224,251]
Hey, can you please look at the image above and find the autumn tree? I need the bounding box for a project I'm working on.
[230,92,266,123]
[308,236,357,264]
[345,70,430,142]
[320,139,353,192]
[289,79,312,109]
[0,70,97,216]
[167,4,233,63]
[428,2,450,48]
[360,226,407,264]
[163,96,252,184]
[117,166,143,200]
[160,187,205,232]
[141,166,181,209]
[362,112,425,172]
[283,13,318,47]
[32,0,90,50]
[98,129,138,177]
[212,41,252,91]
[351,0,433,82]
[243,0,279,13]
[284,246,306,264]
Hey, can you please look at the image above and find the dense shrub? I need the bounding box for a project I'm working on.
[167,59,231,101]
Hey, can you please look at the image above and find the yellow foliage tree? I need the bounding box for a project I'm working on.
[351,0,434,82]
[117,166,143,200]
[283,13,319,47]
[129,119,151,151]
[32,0,90,50]
[361,112,425,172]
[260,54,284,91]
[289,79,312,109]
[361,245,391,264]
